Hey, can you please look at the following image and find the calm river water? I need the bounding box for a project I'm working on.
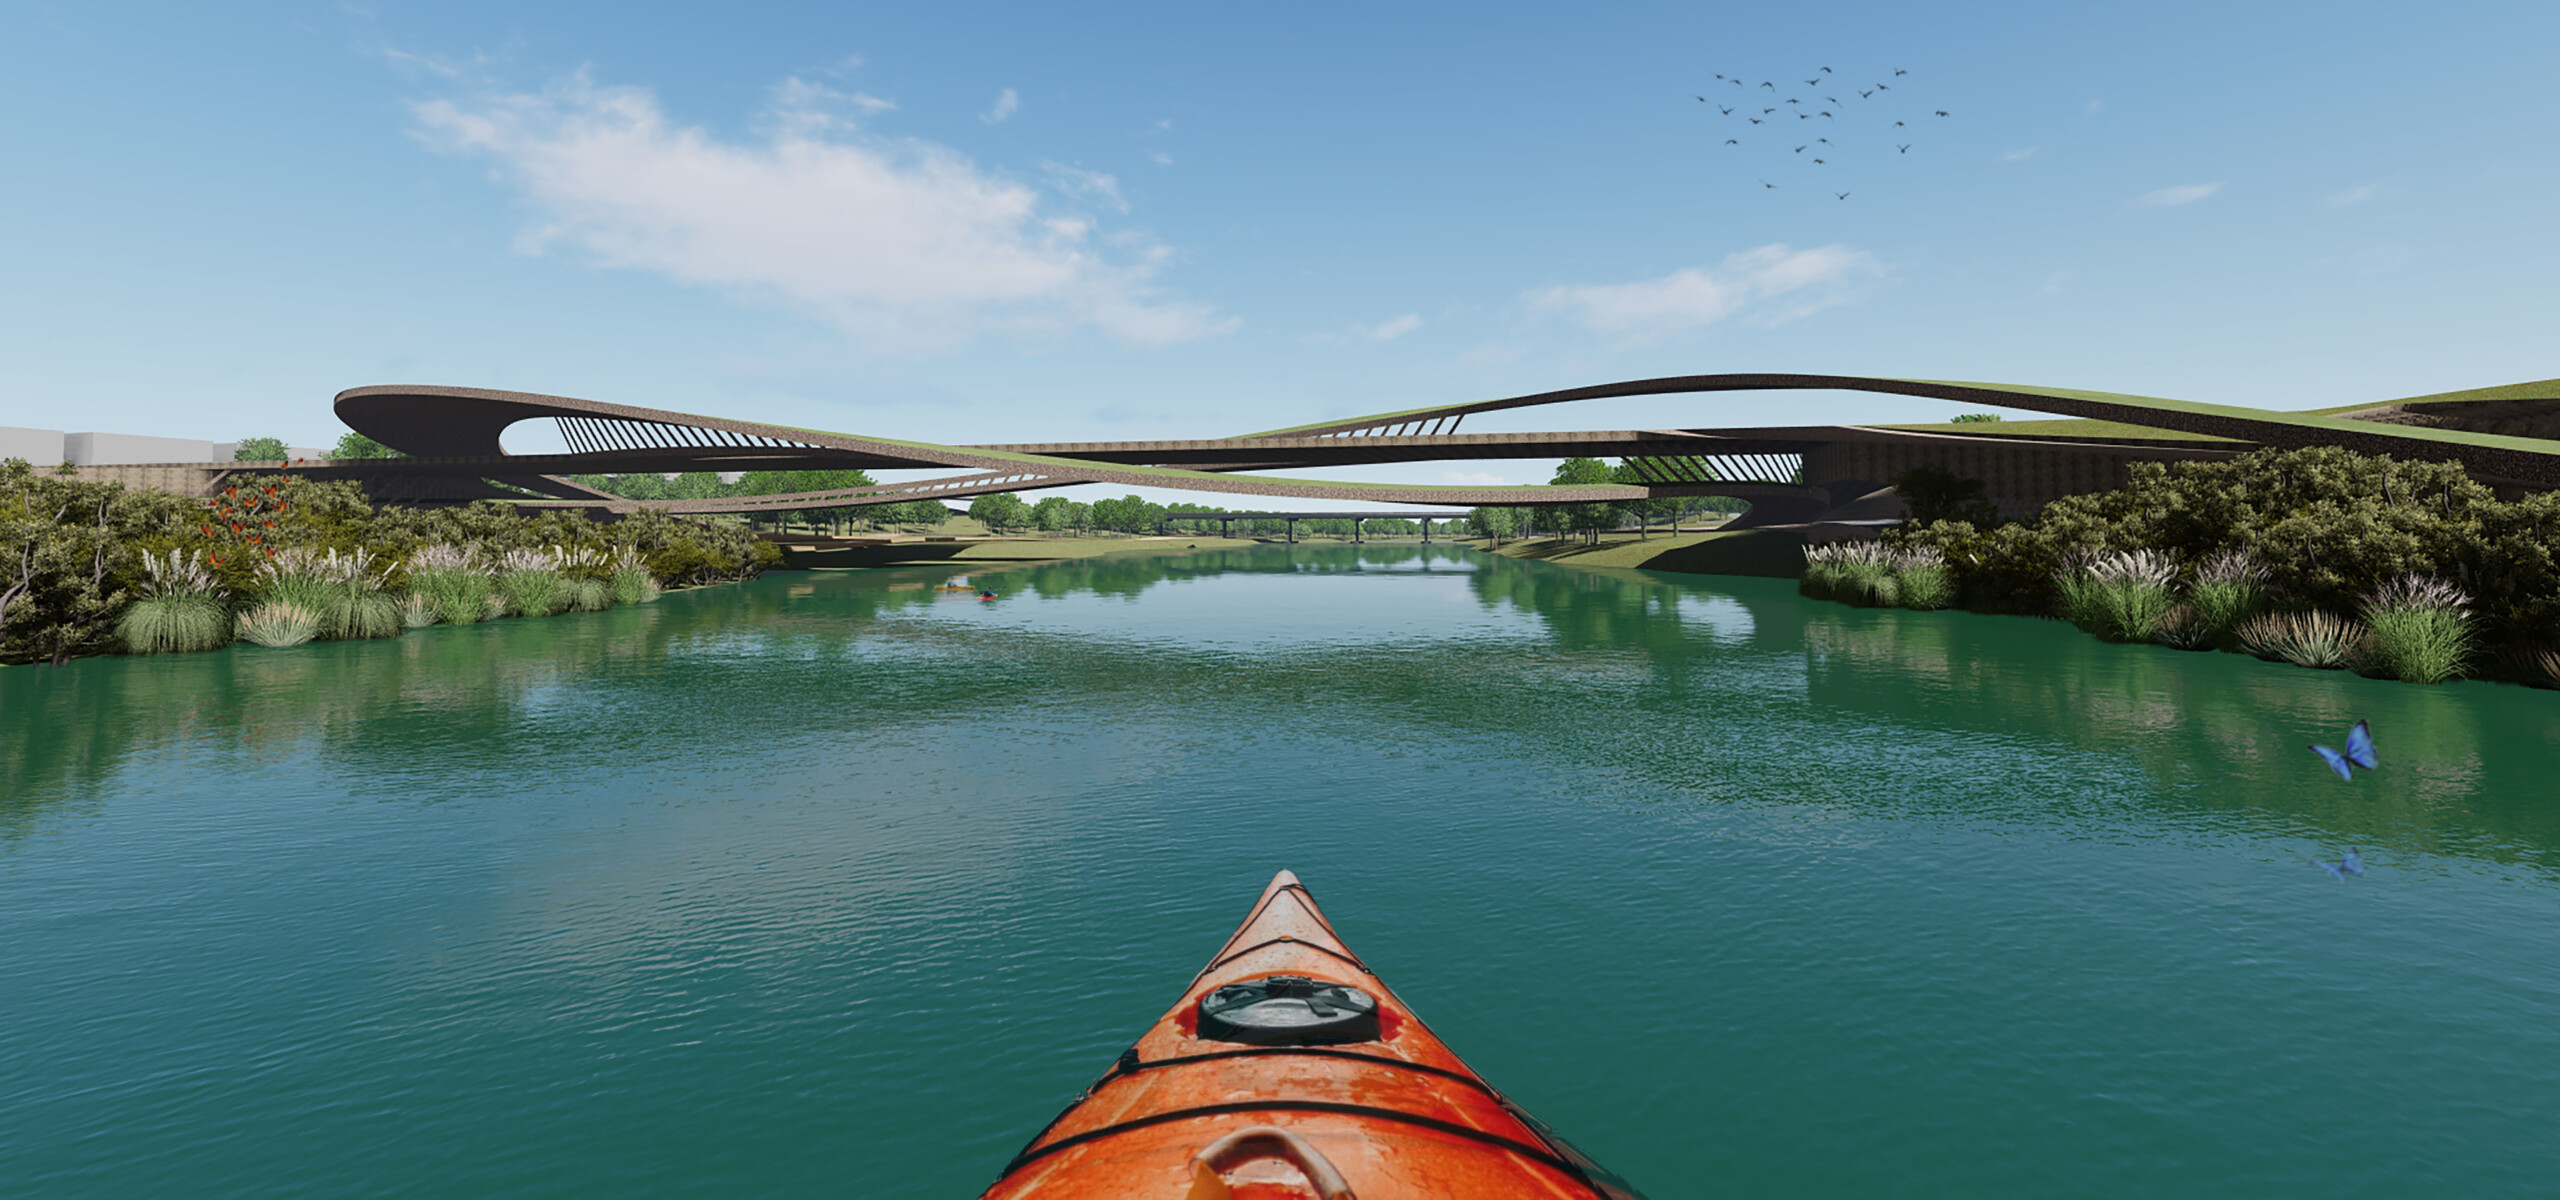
[6,544,2559,1197]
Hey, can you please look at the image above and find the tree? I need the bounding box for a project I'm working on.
[1549,457,1622,544]
[1468,506,1518,544]
[970,492,1031,533]
[1032,496,1074,533]
[1950,412,2004,424]
[664,472,725,501]
[1089,494,1167,534]
[329,432,402,459]
[234,437,290,462]
[892,500,952,530]
[1612,460,1684,538]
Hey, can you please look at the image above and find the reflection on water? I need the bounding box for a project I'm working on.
[6,543,2560,1198]
[11,541,2559,867]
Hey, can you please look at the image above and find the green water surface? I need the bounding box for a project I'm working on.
[5,544,2558,1197]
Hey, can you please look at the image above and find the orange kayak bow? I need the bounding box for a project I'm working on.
[980,870,1646,1199]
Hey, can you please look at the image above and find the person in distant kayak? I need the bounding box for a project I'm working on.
[979,590,996,600]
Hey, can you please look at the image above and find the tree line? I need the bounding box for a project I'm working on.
[1466,457,1749,545]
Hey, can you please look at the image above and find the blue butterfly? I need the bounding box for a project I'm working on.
[2340,847,2365,876]
[2308,720,2376,782]
[2310,856,2347,881]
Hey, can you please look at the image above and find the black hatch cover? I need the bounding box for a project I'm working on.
[1197,975,1381,1045]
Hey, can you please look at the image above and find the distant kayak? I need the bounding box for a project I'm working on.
[979,870,1646,1198]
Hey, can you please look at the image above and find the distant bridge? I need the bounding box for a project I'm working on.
[1158,511,1477,541]
[74,374,2560,525]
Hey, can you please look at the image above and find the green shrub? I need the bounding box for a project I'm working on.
[2358,574,2474,683]
[2153,604,2216,650]
[237,600,320,647]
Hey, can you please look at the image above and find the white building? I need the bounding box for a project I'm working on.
[0,426,326,465]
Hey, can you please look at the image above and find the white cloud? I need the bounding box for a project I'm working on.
[2133,182,2222,208]
[1363,313,1421,342]
[383,47,466,79]
[1154,118,1175,131]
[1525,244,1881,340]
[2085,98,2104,116]
[410,70,1231,350]
[2002,147,2036,162]
[1310,312,1423,345]
[980,87,1018,125]
[2041,270,2077,294]
[1442,469,1509,485]
[1041,161,1126,213]
[1147,150,1174,166]
[2323,183,2379,207]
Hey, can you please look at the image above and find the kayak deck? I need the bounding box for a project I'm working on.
[981,871,1643,1199]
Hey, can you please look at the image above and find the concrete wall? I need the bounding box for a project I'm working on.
[64,431,223,466]
[65,463,231,496]
[0,427,327,466]
[1804,441,2177,519]
[0,425,66,465]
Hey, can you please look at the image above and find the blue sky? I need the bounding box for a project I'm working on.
[4,1,2555,503]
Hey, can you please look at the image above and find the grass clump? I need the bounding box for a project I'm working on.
[2186,549,2270,644]
[2358,574,2474,683]
[2153,603,2216,650]
[1805,541,1953,611]
[118,548,231,654]
[2058,549,2177,642]
[608,545,660,605]
[555,545,616,612]
[397,591,437,628]
[494,547,567,617]
[567,577,613,612]
[406,543,492,625]
[2237,610,2364,669]
[254,548,338,631]
[1890,546,1952,610]
[314,547,401,639]
[1801,541,1897,605]
[237,600,320,647]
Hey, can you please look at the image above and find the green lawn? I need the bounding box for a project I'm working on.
[1477,528,1812,578]
[1870,418,2241,442]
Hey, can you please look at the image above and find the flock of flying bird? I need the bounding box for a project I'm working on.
[1696,66,1948,198]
